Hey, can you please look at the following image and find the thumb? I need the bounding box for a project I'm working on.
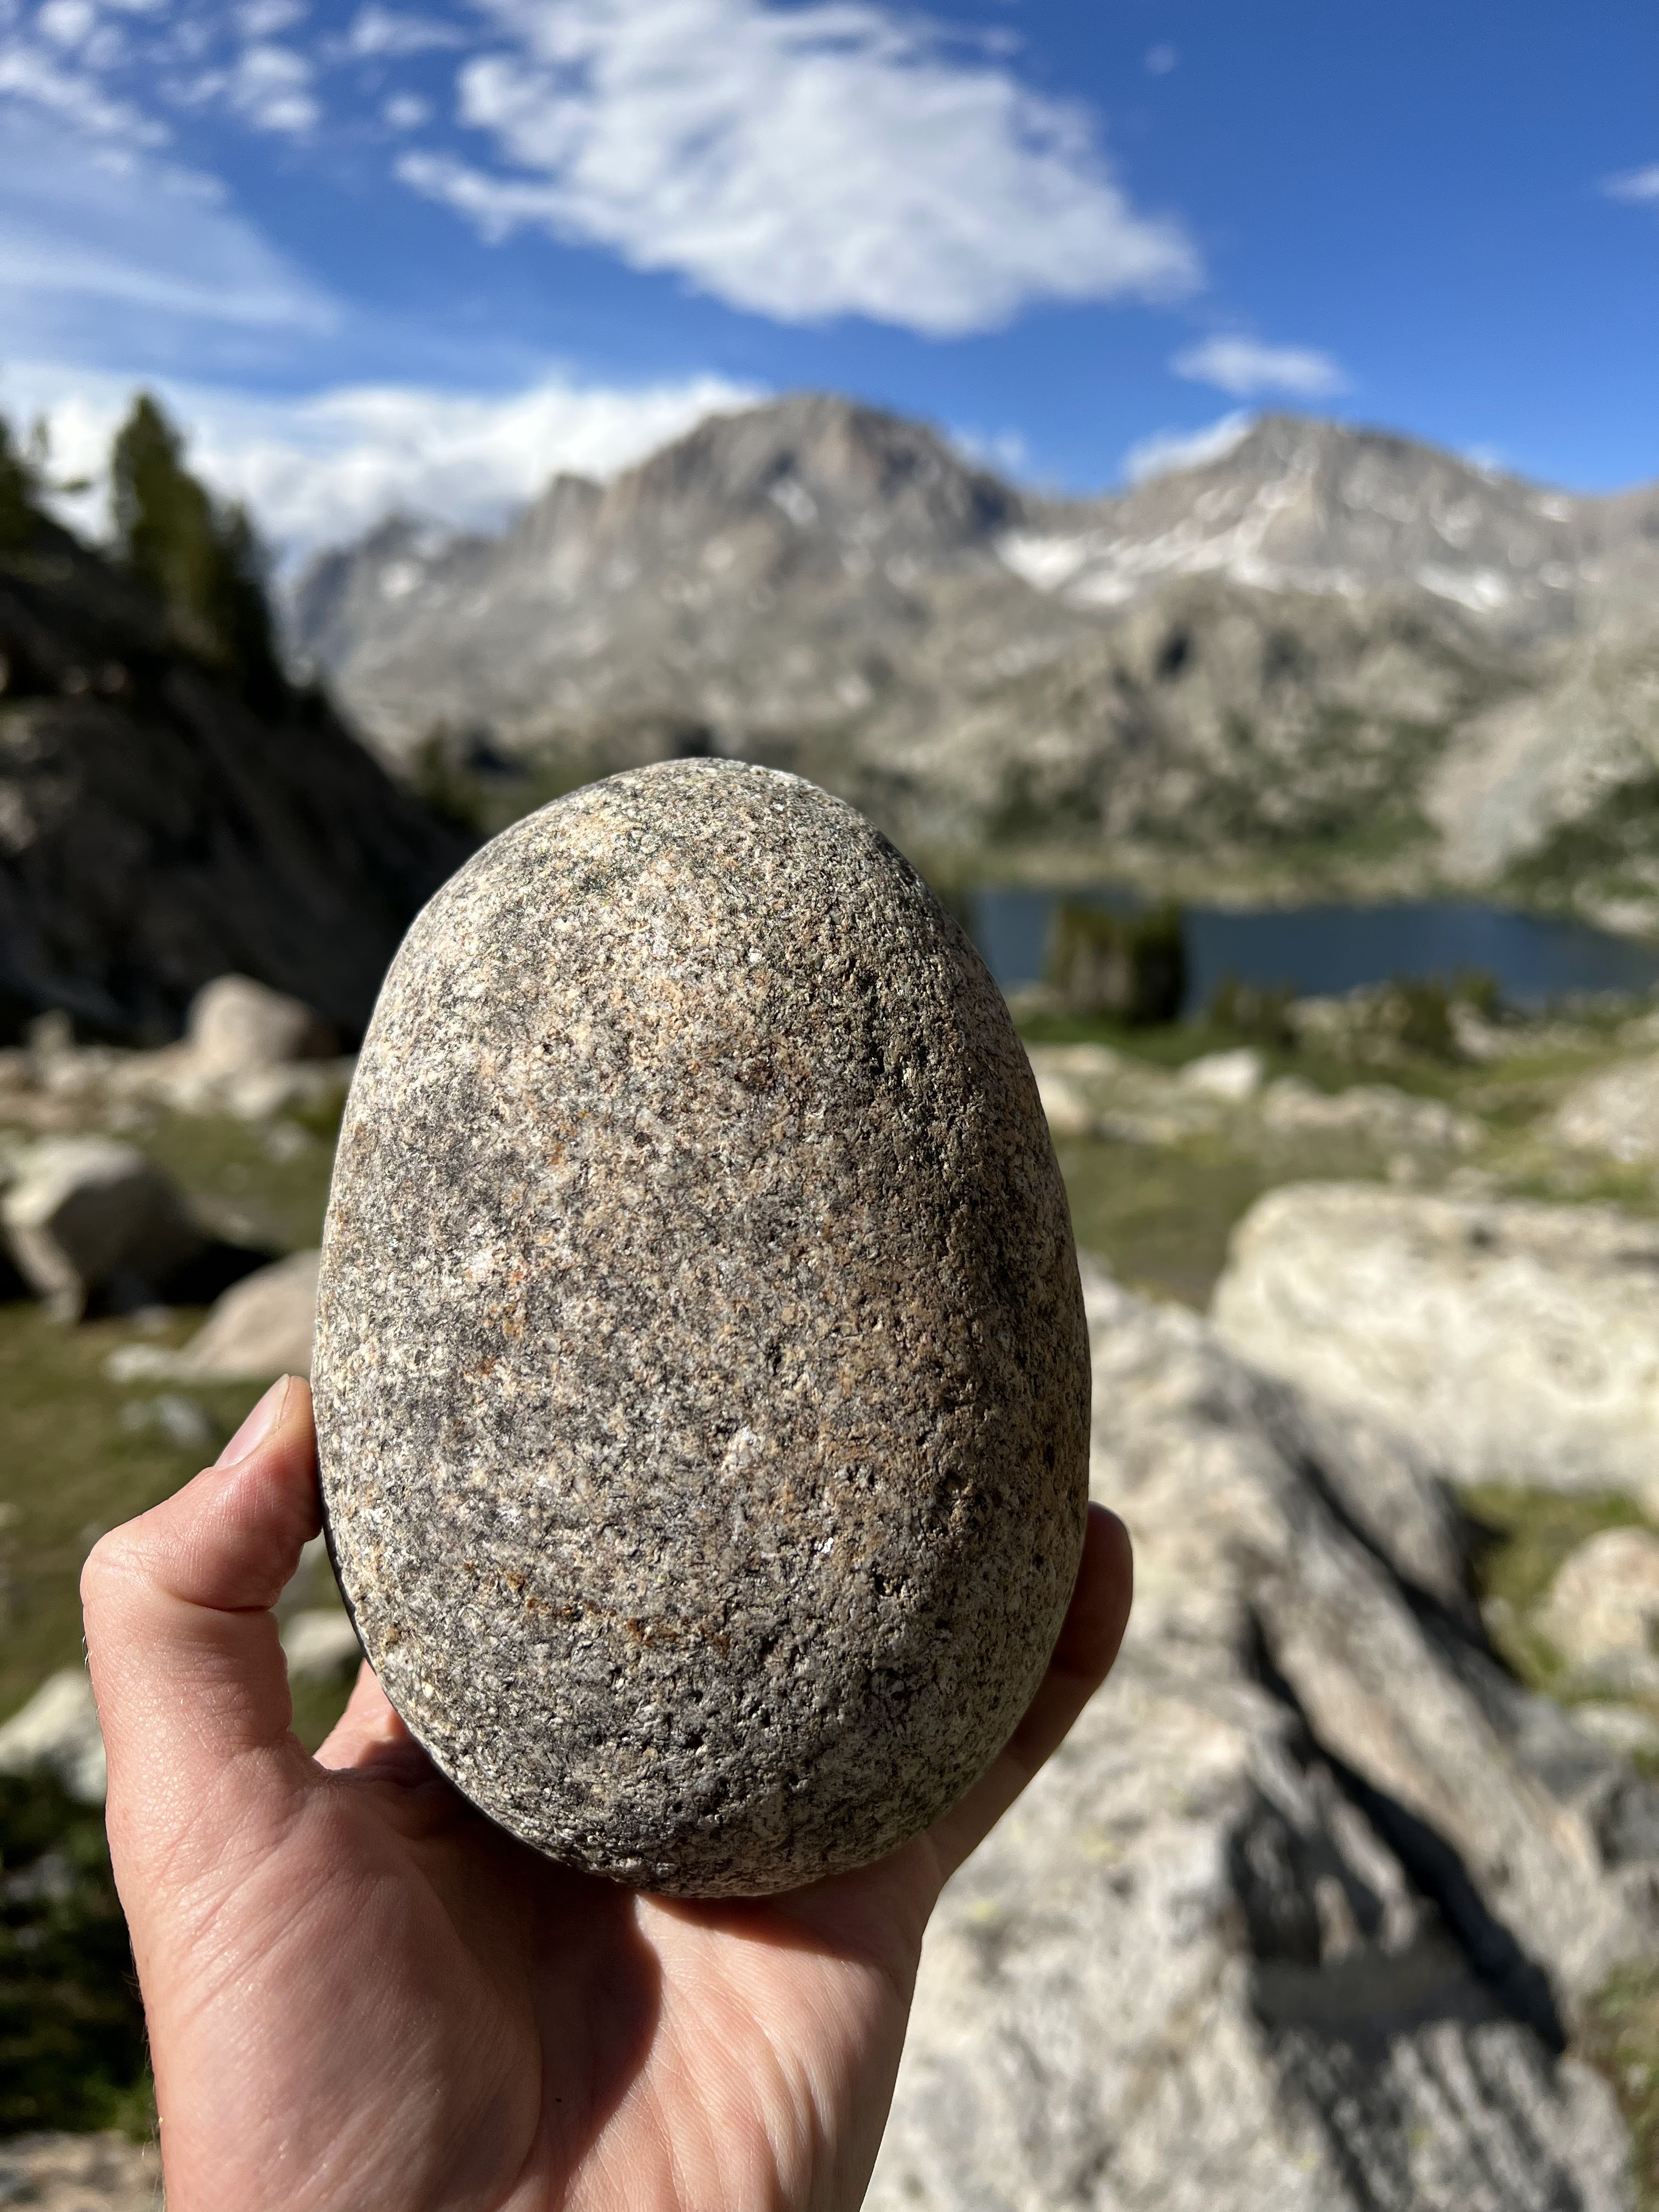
[82,1375,321,1884]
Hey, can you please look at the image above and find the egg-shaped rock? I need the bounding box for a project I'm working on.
[314,759,1090,1895]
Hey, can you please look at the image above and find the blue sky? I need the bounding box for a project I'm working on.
[2,0,1657,555]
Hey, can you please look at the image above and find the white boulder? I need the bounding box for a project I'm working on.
[1553,1053,1659,1164]
[174,1248,319,1380]
[281,1609,363,1684]
[185,974,330,1079]
[1,1137,202,1320]
[1212,1182,1659,1505]
[1537,1528,1659,1691]
[1181,1046,1265,1101]
[0,1669,106,1802]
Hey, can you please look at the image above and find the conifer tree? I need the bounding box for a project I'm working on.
[110,394,286,710]
[0,416,42,551]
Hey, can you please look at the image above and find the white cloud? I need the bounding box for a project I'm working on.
[224,41,318,131]
[1144,44,1177,75]
[1122,410,1252,485]
[382,88,428,126]
[1172,334,1347,399]
[1,362,763,556]
[346,4,465,56]
[1605,165,1659,205]
[37,0,98,48]
[0,37,162,138]
[401,0,1199,335]
[238,0,308,36]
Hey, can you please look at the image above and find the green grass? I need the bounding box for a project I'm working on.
[1578,1963,1659,2210]
[140,1104,337,1255]
[0,1302,268,1722]
[0,1771,152,2137]
[1460,1483,1654,1703]
[1056,1135,1279,1310]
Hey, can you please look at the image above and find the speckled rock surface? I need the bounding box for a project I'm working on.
[314,759,1089,1895]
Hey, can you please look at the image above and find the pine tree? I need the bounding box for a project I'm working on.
[110,394,285,710]
[0,416,42,552]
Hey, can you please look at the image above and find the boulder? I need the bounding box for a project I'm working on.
[183,974,332,1078]
[1,1138,202,1320]
[0,2133,159,2211]
[174,1249,319,1380]
[1211,1183,1659,1505]
[871,1269,1653,2211]
[1537,1529,1659,1692]
[1181,1046,1266,1101]
[280,1609,363,1684]
[0,1669,106,1802]
[1258,1076,1482,1152]
[1553,1053,1659,1164]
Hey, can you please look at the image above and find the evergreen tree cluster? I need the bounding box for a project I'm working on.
[110,394,286,711]
[0,418,46,552]
[0,391,287,713]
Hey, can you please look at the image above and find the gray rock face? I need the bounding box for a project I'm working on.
[1,1136,202,1319]
[871,1269,1656,2212]
[1212,1182,1659,1506]
[0,516,468,1046]
[315,760,1089,1895]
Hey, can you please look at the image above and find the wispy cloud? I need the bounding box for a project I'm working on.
[1172,333,1347,399]
[346,5,465,58]
[401,0,1200,336]
[0,106,334,336]
[1604,165,1659,205]
[2,362,763,555]
[1122,411,1252,485]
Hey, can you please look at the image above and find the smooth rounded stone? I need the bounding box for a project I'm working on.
[315,760,1090,1895]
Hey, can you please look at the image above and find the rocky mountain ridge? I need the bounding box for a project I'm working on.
[288,395,1659,926]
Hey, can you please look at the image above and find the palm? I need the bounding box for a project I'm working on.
[84,1379,1130,2212]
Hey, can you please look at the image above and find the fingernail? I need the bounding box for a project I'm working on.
[214,1377,290,1468]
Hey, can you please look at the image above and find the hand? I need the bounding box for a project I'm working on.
[82,1375,1132,2212]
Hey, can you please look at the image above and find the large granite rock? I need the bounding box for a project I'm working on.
[1211,1183,1659,1505]
[1538,1530,1659,1695]
[871,1268,1654,2211]
[1553,1054,1659,1165]
[316,760,1088,1895]
[1,1136,202,1320]
[174,1247,319,1380]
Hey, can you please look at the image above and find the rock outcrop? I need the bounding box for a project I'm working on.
[0,514,467,1045]
[872,1268,1652,2211]
[1211,1183,1659,1505]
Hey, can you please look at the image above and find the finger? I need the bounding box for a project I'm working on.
[923,1504,1132,1884]
[82,1375,321,1865]
[315,1657,431,1783]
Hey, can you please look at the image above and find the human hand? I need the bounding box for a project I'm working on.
[82,1375,1132,2212]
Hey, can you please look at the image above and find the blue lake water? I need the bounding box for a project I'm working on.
[967,891,1659,1015]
